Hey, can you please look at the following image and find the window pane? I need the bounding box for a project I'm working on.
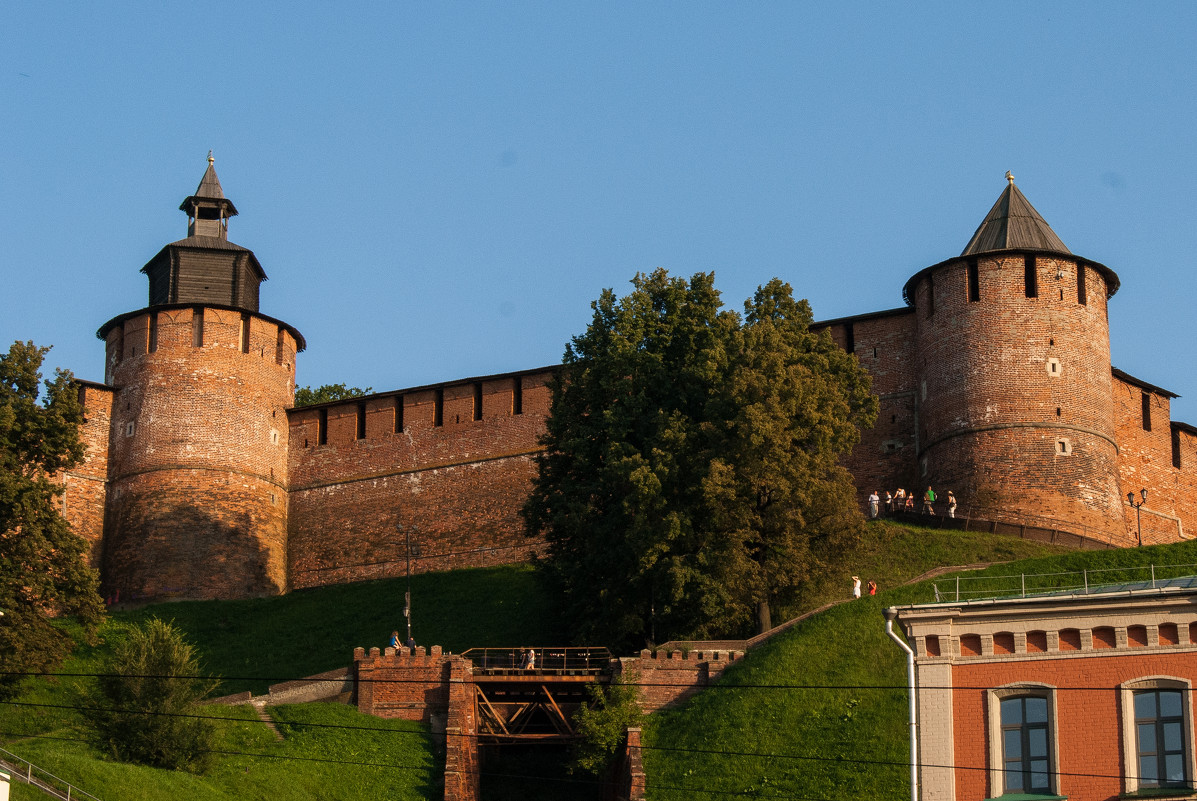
[1002,698,1023,725]
[1030,761,1050,790]
[1005,767,1024,792]
[1166,754,1185,783]
[1026,697,1048,723]
[1164,721,1183,752]
[1142,755,1159,783]
[1005,729,1022,758]
[1161,690,1183,718]
[1139,722,1157,753]
[1029,727,1048,757]
[1136,692,1158,720]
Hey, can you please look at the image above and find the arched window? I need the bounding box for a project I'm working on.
[988,684,1059,797]
[1121,677,1194,793]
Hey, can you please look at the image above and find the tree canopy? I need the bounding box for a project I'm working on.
[0,341,104,699]
[522,271,877,649]
[293,383,372,407]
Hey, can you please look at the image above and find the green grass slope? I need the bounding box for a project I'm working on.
[643,530,1197,800]
[1,564,563,801]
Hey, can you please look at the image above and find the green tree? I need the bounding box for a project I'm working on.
[571,670,643,776]
[0,341,103,699]
[293,383,372,407]
[81,618,217,772]
[523,272,877,649]
[703,280,878,632]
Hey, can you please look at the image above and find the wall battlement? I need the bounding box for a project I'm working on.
[59,165,1197,605]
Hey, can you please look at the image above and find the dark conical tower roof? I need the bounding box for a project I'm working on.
[180,152,239,221]
[193,159,229,201]
[960,172,1069,256]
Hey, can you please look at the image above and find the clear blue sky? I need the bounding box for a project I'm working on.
[5,4,1197,420]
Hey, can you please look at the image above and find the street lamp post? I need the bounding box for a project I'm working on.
[400,524,412,645]
[1127,489,1147,547]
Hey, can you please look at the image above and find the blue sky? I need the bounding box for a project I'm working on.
[4,4,1197,420]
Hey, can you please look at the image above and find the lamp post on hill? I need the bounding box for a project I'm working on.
[399,523,420,646]
[1128,489,1147,547]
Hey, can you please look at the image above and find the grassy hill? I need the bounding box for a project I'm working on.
[5,523,1188,800]
[2,564,564,801]
[642,529,1197,800]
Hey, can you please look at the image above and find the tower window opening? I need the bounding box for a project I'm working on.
[192,308,205,347]
[434,389,444,427]
[844,323,855,353]
[240,313,251,354]
[318,408,328,445]
[1025,256,1038,298]
[1059,288,1064,301]
[394,395,404,433]
[1173,428,1182,469]
[967,259,980,302]
[275,328,285,365]
[356,402,366,440]
[1056,407,1061,417]
[473,382,483,421]
[512,378,523,415]
[149,314,158,353]
[1142,392,1152,432]
[1077,263,1088,305]
[873,346,878,359]
[1056,438,1072,455]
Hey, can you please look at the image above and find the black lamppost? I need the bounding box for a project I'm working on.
[399,523,414,645]
[1128,489,1147,547]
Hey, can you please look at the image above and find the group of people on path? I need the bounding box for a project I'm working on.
[868,487,956,519]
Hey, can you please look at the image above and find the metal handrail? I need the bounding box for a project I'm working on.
[0,746,103,801]
[460,646,611,673]
[931,562,1197,603]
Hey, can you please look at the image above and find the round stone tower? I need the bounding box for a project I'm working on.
[903,174,1125,538]
[97,156,305,601]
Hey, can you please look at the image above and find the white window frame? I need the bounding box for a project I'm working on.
[1119,676,1195,794]
[987,682,1061,798]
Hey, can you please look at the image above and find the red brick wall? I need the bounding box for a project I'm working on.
[100,306,296,601]
[1113,377,1196,544]
[817,311,921,499]
[620,649,742,714]
[63,383,114,566]
[286,372,552,588]
[910,255,1123,535]
[355,645,454,722]
[951,650,1197,801]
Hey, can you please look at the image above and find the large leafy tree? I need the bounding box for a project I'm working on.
[0,341,104,698]
[523,272,877,649]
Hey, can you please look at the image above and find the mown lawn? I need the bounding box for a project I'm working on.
[642,528,1197,800]
[1,564,562,801]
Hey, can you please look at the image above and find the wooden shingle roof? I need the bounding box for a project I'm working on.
[960,173,1069,256]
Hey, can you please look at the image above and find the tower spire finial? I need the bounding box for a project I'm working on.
[1006,170,1015,185]
[207,150,214,166]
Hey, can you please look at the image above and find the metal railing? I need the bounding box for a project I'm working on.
[0,746,103,801]
[460,646,611,675]
[931,562,1197,603]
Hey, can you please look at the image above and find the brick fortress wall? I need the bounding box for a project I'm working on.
[98,305,298,601]
[63,382,115,566]
[286,368,553,589]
